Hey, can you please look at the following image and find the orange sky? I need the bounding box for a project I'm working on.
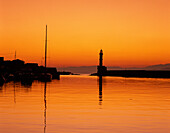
[0,0,170,67]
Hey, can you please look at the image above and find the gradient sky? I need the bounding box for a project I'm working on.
[0,0,170,67]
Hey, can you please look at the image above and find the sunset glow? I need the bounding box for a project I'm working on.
[0,0,170,67]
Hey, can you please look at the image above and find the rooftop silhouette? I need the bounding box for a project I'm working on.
[0,57,60,85]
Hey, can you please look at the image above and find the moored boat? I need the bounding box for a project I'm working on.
[38,73,52,82]
[0,74,5,86]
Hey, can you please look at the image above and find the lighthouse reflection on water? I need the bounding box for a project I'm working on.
[98,49,104,106]
[98,76,103,105]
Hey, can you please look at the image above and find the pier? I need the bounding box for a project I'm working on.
[91,50,170,78]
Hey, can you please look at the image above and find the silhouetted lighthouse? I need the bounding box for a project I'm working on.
[99,49,103,67]
[97,49,107,75]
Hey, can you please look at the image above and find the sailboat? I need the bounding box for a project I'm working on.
[39,25,52,82]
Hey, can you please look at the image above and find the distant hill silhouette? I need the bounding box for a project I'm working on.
[58,66,122,74]
[58,63,170,74]
[58,66,97,74]
[125,63,170,70]
[144,63,170,70]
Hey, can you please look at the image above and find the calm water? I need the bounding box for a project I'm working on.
[0,75,170,133]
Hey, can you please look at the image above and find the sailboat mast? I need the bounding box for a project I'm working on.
[45,25,47,69]
[15,50,16,59]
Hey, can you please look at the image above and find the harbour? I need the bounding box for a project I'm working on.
[0,75,170,133]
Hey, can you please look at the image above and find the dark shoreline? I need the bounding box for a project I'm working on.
[91,70,170,78]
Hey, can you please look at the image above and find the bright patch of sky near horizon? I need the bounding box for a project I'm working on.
[0,0,170,67]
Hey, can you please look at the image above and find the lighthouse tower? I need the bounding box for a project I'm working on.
[97,49,107,75]
[99,49,103,67]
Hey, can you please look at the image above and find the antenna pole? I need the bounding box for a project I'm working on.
[45,25,47,69]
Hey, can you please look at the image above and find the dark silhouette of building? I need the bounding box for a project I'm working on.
[0,26,61,84]
[0,57,60,84]
[0,57,4,63]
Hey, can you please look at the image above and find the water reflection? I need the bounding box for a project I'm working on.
[98,76,103,106]
[14,82,16,103]
[1,76,170,133]
[44,82,47,133]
